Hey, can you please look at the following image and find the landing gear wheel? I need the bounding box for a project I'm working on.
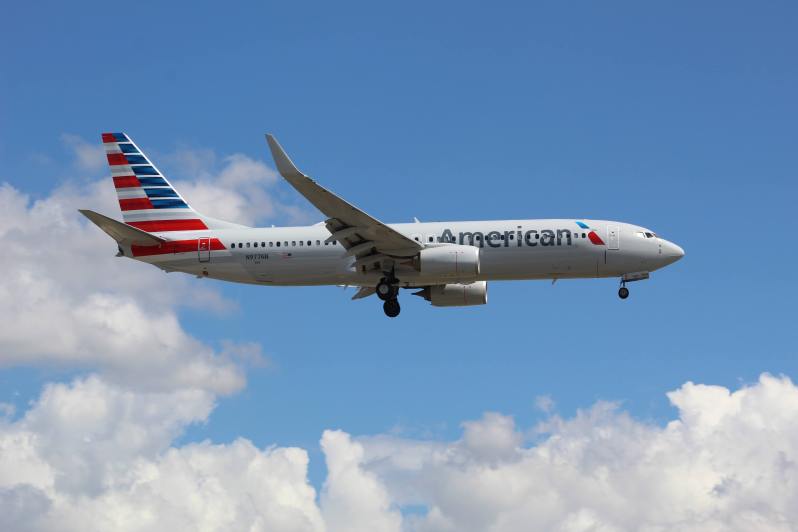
[383,299,401,318]
[618,286,630,299]
[376,279,398,301]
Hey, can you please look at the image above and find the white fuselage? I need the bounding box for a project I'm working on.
[127,218,684,288]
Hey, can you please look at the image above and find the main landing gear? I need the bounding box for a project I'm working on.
[377,274,401,318]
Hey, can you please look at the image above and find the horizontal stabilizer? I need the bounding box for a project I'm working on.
[79,209,166,246]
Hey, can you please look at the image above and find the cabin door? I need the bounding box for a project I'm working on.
[607,226,620,250]
[198,237,211,262]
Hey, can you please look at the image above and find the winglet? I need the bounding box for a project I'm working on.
[266,134,304,179]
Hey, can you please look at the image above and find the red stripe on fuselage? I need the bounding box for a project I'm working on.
[127,219,208,232]
[132,238,226,257]
[119,198,154,211]
[107,153,128,165]
[113,175,141,188]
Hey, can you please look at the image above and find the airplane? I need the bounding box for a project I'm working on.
[81,132,684,318]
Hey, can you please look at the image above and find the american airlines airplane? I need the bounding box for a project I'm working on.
[81,133,684,317]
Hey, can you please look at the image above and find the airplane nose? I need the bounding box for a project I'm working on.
[663,240,685,262]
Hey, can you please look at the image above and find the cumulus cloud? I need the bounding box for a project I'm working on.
[320,430,402,532]
[353,373,798,532]
[0,181,249,393]
[0,375,324,532]
[60,134,106,171]
[2,373,798,531]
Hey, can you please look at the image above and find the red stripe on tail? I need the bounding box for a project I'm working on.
[107,153,129,166]
[119,198,154,211]
[127,219,208,232]
[113,175,141,188]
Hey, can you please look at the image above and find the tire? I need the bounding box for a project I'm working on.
[618,286,630,299]
[383,299,401,317]
[376,280,397,301]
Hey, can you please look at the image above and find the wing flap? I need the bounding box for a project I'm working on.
[351,286,376,300]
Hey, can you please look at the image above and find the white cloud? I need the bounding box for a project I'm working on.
[3,373,798,531]
[320,430,402,532]
[353,373,798,532]
[0,177,251,394]
[60,134,106,171]
[0,375,324,532]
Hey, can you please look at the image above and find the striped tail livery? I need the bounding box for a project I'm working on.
[102,132,219,232]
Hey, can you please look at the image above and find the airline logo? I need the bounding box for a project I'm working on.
[438,221,605,248]
[576,221,605,245]
[102,132,208,232]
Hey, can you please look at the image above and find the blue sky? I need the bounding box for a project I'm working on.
[2,0,797,493]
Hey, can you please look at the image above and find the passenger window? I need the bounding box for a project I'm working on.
[582,233,586,238]
[246,243,250,248]
[269,242,273,247]
[299,241,303,246]
[254,242,258,247]
[509,234,514,240]
[239,243,243,248]
[284,241,288,247]
[500,234,505,240]
[276,242,281,247]
[231,242,236,248]
[292,241,296,246]
[307,240,312,246]
[428,236,433,242]
[316,240,320,245]
[261,242,265,247]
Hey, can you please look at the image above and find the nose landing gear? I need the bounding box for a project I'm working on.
[618,284,630,299]
[617,272,649,300]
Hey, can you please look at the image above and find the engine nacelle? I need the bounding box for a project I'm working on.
[416,281,488,307]
[414,245,480,282]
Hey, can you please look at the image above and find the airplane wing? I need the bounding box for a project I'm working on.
[79,209,167,246]
[266,135,422,262]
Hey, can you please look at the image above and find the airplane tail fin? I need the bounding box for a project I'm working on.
[101,132,244,232]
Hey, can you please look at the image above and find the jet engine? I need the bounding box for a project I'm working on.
[413,245,480,282]
[415,281,488,307]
